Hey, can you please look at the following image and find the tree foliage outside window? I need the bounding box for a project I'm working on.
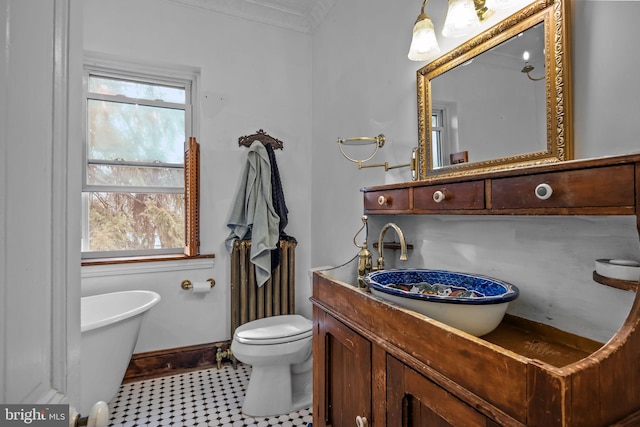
[83,69,192,257]
[87,192,184,252]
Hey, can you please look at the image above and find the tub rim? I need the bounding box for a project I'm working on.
[81,290,161,333]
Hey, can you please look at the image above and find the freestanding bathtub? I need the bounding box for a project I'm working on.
[80,290,161,414]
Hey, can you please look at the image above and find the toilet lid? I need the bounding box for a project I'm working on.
[235,315,312,345]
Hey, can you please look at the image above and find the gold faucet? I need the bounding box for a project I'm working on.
[354,217,408,289]
[376,223,408,270]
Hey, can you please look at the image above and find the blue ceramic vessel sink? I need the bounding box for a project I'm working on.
[364,269,519,336]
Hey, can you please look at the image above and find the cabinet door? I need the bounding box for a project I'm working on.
[387,355,498,427]
[314,308,372,427]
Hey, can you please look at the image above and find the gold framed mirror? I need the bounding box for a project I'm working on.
[417,0,572,179]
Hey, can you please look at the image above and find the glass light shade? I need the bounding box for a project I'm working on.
[442,0,481,38]
[408,17,441,61]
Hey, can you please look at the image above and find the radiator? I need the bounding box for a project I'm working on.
[230,239,297,337]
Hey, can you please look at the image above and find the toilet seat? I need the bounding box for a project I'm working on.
[235,314,312,345]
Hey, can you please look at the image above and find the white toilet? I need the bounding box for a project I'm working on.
[231,314,313,417]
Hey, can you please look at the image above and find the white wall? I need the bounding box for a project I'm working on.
[311,1,640,342]
[573,1,640,158]
[82,0,313,352]
[311,0,422,268]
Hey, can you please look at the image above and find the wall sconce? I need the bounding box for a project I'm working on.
[521,50,544,81]
[408,0,441,61]
[442,0,481,37]
[443,0,495,36]
[409,0,496,62]
[336,134,418,180]
[473,0,496,21]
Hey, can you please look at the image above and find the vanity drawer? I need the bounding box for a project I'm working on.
[414,181,485,210]
[364,189,410,212]
[490,165,636,210]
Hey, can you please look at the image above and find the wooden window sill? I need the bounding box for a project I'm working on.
[81,253,215,267]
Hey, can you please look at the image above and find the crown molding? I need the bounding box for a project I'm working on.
[166,0,335,34]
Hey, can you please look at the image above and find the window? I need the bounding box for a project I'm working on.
[431,107,447,167]
[431,102,457,168]
[82,58,199,259]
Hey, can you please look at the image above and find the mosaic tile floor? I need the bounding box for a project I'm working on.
[108,363,313,426]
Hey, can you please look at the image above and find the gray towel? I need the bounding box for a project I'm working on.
[225,141,280,286]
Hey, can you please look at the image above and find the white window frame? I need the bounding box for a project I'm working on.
[431,101,458,167]
[81,52,200,259]
[431,107,447,168]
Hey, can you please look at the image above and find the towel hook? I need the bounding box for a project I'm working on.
[238,129,284,150]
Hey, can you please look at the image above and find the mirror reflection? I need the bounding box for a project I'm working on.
[431,23,546,169]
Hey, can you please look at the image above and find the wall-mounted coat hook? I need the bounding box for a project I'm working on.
[238,129,284,150]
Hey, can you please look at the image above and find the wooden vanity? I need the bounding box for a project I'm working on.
[311,154,640,426]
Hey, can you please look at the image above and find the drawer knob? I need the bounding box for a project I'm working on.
[356,416,368,427]
[433,190,446,203]
[377,195,389,206]
[535,183,553,200]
